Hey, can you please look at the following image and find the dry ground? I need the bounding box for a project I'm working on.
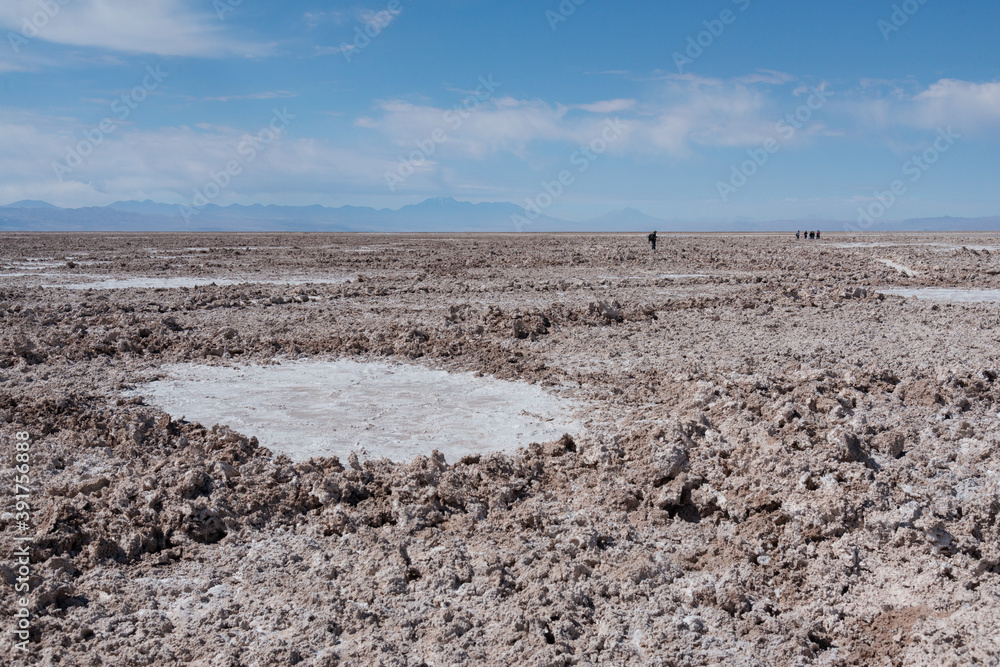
[1,232,999,666]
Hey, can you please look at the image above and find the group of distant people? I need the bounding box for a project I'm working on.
[645,229,823,251]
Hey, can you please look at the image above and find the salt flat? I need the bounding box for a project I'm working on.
[132,359,584,463]
[2,231,999,666]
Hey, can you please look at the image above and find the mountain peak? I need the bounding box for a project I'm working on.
[407,197,467,209]
[3,200,60,209]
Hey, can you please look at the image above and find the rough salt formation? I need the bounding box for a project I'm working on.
[1,232,999,666]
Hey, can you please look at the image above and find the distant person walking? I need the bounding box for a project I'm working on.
[796,230,800,240]
[648,231,657,251]
[816,230,821,240]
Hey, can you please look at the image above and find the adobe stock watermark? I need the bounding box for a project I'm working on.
[511,118,626,231]
[6,0,72,54]
[717,86,833,202]
[52,65,168,181]
[546,0,587,31]
[11,430,34,652]
[385,75,501,192]
[214,0,244,21]
[674,0,752,73]
[179,108,295,223]
[850,127,959,232]
[878,0,931,41]
[339,0,404,63]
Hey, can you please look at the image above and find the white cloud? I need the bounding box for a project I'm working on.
[202,91,297,103]
[908,79,1000,131]
[0,51,27,72]
[844,78,1000,135]
[358,9,400,30]
[358,75,812,163]
[0,0,267,58]
[361,97,589,159]
[305,11,345,28]
[0,108,394,207]
[315,45,353,56]
[635,76,778,154]
[574,99,636,113]
[735,70,796,86]
[13,72,994,209]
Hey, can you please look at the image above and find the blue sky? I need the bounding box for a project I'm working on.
[1,0,998,223]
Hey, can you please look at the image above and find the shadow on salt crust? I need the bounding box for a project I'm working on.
[131,359,586,463]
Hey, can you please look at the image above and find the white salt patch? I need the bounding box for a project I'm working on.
[878,288,1000,303]
[147,254,203,259]
[48,277,245,290]
[597,274,717,281]
[5,261,64,270]
[43,276,352,290]
[319,244,415,253]
[833,242,904,248]
[131,359,586,463]
[929,244,999,252]
[876,259,920,277]
[835,242,998,252]
[183,246,294,252]
[658,274,719,279]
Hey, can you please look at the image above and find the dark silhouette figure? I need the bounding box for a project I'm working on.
[648,231,657,251]
[809,231,815,240]
[816,230,821,240]
[796,230,800,240]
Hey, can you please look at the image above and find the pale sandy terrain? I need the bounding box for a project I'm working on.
[1,232,999,666]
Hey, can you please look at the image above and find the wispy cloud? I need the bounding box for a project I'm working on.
[0,0,269,58]
[315,45,354,57]
[358,9,400,30]
[7,68,996,210]
[0,108,395,206]
[358,75,820,161]
[0,53,27,72]
[574,99,636,113]
[907,79,1000,131]
[843,78,1000,135]
[202,91,297,103]
[305,11,345,28]
[359,97,584,159]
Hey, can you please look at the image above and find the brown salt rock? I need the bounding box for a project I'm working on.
[872,429,907,458]
[826,426,868,463]
[897,378,946,406]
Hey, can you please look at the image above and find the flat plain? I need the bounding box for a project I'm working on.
[1,232,999,665]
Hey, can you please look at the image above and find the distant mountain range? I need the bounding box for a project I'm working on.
[1,198,998,233]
